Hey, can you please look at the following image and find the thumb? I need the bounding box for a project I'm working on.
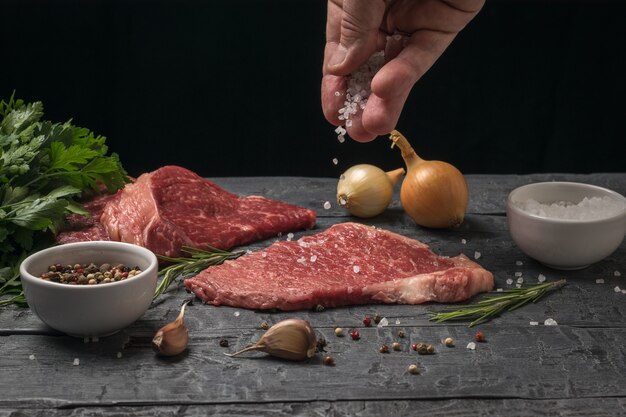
[326,0,386,76]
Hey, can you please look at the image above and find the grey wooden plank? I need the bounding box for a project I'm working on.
[2,398,626,417]
[0,174,624,415]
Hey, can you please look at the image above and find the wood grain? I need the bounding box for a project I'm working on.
[1,174,624,416]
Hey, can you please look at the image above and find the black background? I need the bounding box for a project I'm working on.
[2,0,624,178]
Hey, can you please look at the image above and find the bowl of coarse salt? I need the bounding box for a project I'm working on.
[507,182,626,270]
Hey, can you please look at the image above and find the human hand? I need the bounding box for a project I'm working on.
[321,0,484,142]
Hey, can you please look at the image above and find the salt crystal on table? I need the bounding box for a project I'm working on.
[461,239,467,244]
[544,318,558,326]
[516,260,524,266]
[515,272,523,277]
[246,249,253,254]
[91,336,99,343]
[395,319,400,325]
[496,288,503,292]
[234,311,240,317]
[614,286,621,293]
[83,337,89,344]
[615,271,622,277]
[506,278,514,285]
[332,158,338,165]
[29,354,35,360]
[529,321,539,326]
[377,317,389,328]
[73,358,80,366]
[538,274,546,283]
[622,289,626,294]
[517,277,524,284]
[596,279,605,284]
[323,201,331,210]
[466,342,476,350]
[116,352,122,359]
[516,284,522,288]
[287,233,294,241]
[474,251,481,260]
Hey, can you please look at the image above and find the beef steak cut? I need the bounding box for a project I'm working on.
[97,165,316,256]
[185,222,494,311]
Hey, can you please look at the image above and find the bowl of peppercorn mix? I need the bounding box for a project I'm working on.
[20,241,158,337]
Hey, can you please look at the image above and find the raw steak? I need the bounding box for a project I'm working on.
[185,222,494,311]
[97,165,316,256]
[56,193,120,244]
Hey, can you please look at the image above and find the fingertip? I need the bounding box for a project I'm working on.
[361,95,404,136]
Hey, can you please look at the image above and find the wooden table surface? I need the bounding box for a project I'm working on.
[1,173,625,417]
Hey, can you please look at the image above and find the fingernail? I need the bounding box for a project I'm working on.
[329,45,348,67]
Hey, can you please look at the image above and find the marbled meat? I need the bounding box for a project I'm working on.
[185,222,494,310]
[58,165,316,256]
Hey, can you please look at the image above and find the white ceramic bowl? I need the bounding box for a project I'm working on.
[507,182,626,270]
[20,241,158,337]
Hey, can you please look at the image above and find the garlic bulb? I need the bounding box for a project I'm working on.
[337,164,405,218]
[225,318,317,361]
[390,130,469,228]
[152,300,189,356]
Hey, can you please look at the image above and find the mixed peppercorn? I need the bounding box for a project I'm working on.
[39,263,142,285]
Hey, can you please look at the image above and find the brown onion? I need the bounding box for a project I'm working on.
[390,130,469,228]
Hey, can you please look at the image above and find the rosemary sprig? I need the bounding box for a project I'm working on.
[429,279,567,327]
[154,245,244,300]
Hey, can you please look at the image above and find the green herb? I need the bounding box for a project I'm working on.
[154,245,244,300]
[0,94,131,306]
[429,279,567,327]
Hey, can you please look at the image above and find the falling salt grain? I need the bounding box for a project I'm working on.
[515,284,522,288]
[516,260,524,266]
[332,158,338,165]
[474,251,481,260]
[615,271,622,277]
[116,352,122,359]
[506,278,514,285]
[529,321,539,326]
[91,336,99,343]
[29,354,35,360]
[615,286,622,292]
[517,277,524,284]
[353,265,361,273]
[538,274,546,283]
[310,255,318,263]
[377,317,389,328]
[514,272,523,278]
[544,318,558,326]
[596,279,605,284]
[83,337,89,344]
[461,238,467,244]
[73,358,80,366]
[323,201,331,210]
[466,342,476,350]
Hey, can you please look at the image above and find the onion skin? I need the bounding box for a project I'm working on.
[390,130,469,228]
[337,164,404,218]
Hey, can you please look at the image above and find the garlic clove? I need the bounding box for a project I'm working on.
[225,318,317,361]
[337,164,404,218]
[152,300,189,356]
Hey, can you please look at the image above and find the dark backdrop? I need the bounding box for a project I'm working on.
[2,0,624,178]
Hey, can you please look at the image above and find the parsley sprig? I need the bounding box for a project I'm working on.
[0,94,131,306]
